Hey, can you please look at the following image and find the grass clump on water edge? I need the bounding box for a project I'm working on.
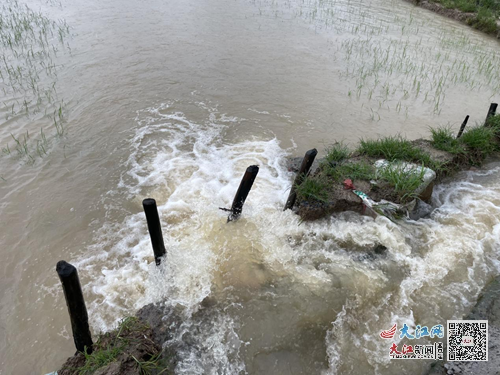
[470,7,498,34]
[324,161,376,182]
[63,316,171,375]
[376,162,426,202]
[460,125,498,156]
[294,120,500,208]
[431,117,499,163]
[79,345,123,374]
[358,135,441,170]
[430,126,465,154]
[322,142,378,179]
[295,176,329,203]
[486,113,500,131]
[324,142,350,164]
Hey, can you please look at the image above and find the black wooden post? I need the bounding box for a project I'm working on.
[56,261,93,354]
[284,148,318,211]
[456,115,469,138]
[228,165,259,222]
[485,103,498,126]
[142,198,166,265]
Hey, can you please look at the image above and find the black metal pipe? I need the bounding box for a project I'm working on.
[456,115,469,138]
[228,165,259,222]
[56,261,93,354]
[284,148,318,211]
[142,198,166,265]
[485,103,498,126]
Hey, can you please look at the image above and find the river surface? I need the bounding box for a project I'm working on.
[1,0,500,374]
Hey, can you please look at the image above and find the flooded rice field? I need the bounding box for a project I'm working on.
[1,0,500,374]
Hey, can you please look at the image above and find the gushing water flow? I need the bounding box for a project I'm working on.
[1,0,500,373]
[75,102,500,374]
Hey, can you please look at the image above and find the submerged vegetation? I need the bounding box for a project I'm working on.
[253,0,500,120]
[0,0,71,168]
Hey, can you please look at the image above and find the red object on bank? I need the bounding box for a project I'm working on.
[343,179,355,190]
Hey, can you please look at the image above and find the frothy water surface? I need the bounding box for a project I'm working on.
[77,102,500,374]
[0,0,500,374]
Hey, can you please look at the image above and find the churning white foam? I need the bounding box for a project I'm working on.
[74,101,500,374]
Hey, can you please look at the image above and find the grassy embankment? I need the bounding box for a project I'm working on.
[296,114,500,205]
[58,317,172,375]
[430,0,500,34]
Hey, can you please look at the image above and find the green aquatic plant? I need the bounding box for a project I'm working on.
[1,0,71,164]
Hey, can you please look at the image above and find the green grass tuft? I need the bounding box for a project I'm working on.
[460,125,497,155]
[486,114,500,132]
[358,135,440,170]
[376,162,426,202]
[296,176,329,202]
[430,126,464,154]
[472,7,498,34]
[324,143,350,164]
[324,161,376,182]
[131,353,170,375]
[78,345,124,375]
[69,316,169,375]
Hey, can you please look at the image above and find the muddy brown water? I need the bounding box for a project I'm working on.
[1,0,500,374]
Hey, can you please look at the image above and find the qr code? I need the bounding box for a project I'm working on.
[447,320,488,361]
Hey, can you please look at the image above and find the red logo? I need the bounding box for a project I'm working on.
[390,343,414,356]
[389,343,400,354]
[380,324,397,339]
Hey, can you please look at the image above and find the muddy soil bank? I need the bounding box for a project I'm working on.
[58,305,180,375]
[287,138,493,221]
